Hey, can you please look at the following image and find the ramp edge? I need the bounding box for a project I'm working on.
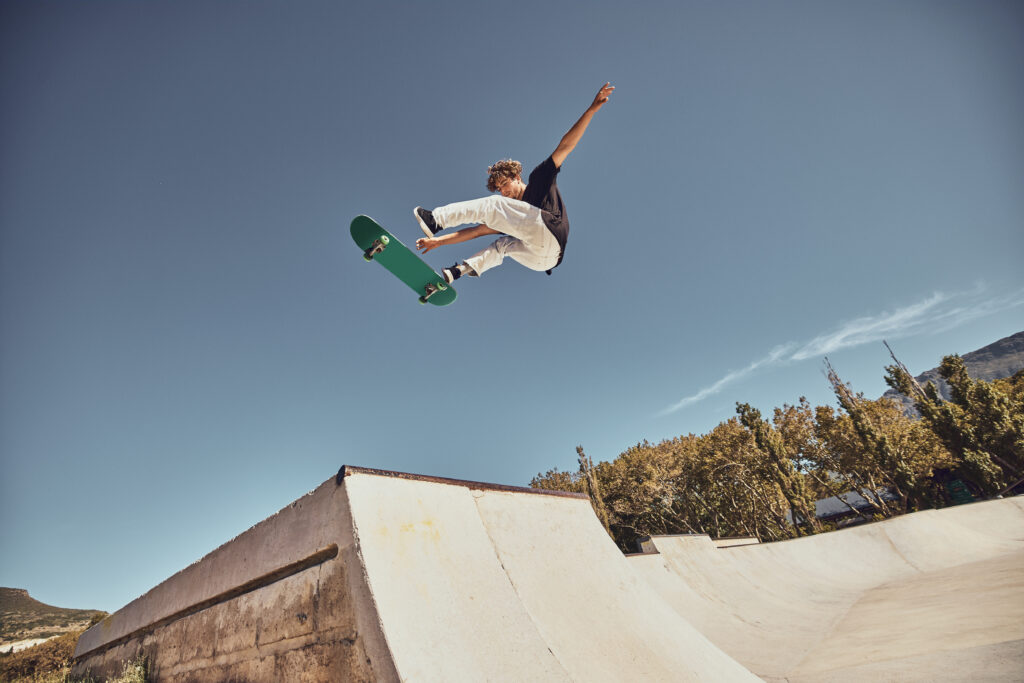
[337,464,588,499]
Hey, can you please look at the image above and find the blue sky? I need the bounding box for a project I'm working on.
[2,1,1022,613]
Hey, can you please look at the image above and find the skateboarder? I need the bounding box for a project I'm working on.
[414,82,615,284]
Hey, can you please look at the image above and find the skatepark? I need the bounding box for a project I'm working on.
[72,465,1024,682]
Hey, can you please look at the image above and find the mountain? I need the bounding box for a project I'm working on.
[881,331,1024,412]
[0,588,106,649]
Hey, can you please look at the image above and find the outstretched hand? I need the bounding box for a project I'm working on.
[416,236,439,254]
[589,82,615,112]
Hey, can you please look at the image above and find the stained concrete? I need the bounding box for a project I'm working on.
[73,468,395,681]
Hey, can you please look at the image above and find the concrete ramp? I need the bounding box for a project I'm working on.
[73,466,756,682]
[73,466,1023,681]
[628,497,1024,682]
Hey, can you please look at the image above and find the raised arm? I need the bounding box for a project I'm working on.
[551,82,615,168]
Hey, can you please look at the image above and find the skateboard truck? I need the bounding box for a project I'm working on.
[363,235,390,261]
[419,281,448,305]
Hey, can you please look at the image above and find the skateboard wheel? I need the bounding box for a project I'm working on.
[436,281,448,291]
[364,236,390,261]
[418,296,428,304]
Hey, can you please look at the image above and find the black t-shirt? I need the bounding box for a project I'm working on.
[520,156,568,270]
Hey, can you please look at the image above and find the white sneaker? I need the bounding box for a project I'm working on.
[414,207,441,237]
[441,263,475,284]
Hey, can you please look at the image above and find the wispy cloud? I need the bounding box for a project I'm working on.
[658,344,795,416]
[660,284,1024,416]
[790,290,960,361]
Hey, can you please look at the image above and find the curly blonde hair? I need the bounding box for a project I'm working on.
[486,159,523,192]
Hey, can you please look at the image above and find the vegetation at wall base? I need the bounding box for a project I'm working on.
[0,631,147,683]
[0,593,144,683]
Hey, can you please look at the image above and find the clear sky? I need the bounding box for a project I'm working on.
[2,1,1022,613]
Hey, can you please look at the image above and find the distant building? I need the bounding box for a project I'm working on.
[787,488,901,528]
[814,489,901,527]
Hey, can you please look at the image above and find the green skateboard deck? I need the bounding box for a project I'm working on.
[350,215,457,306]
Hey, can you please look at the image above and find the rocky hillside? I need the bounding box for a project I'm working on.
[882,331,1024,412]
[0,588,106,650]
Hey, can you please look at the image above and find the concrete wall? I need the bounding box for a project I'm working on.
[72,471,398,682]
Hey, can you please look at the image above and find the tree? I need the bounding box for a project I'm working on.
[823,359,952,513]
[594,437,696,550]
[577,445,613,538]
[699,418,796,541]
[737,403,821,536]
[531,467,584,494]
[773,398,874,522]
[885,351,1024,497]
[559,425,799,551]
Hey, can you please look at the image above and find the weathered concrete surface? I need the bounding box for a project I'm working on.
[628,497,1024,682]
[72,469,395,681]
[73,467,756,681]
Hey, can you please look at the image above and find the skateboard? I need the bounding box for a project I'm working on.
[350,215,457,306]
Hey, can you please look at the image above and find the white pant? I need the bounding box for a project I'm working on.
[432,195,561,276]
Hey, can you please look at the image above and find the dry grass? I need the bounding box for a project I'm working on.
[0,631,146,683]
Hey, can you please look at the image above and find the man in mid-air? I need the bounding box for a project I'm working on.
[414,82,615,284]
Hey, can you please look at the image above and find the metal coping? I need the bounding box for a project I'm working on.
[336,465,588,500]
